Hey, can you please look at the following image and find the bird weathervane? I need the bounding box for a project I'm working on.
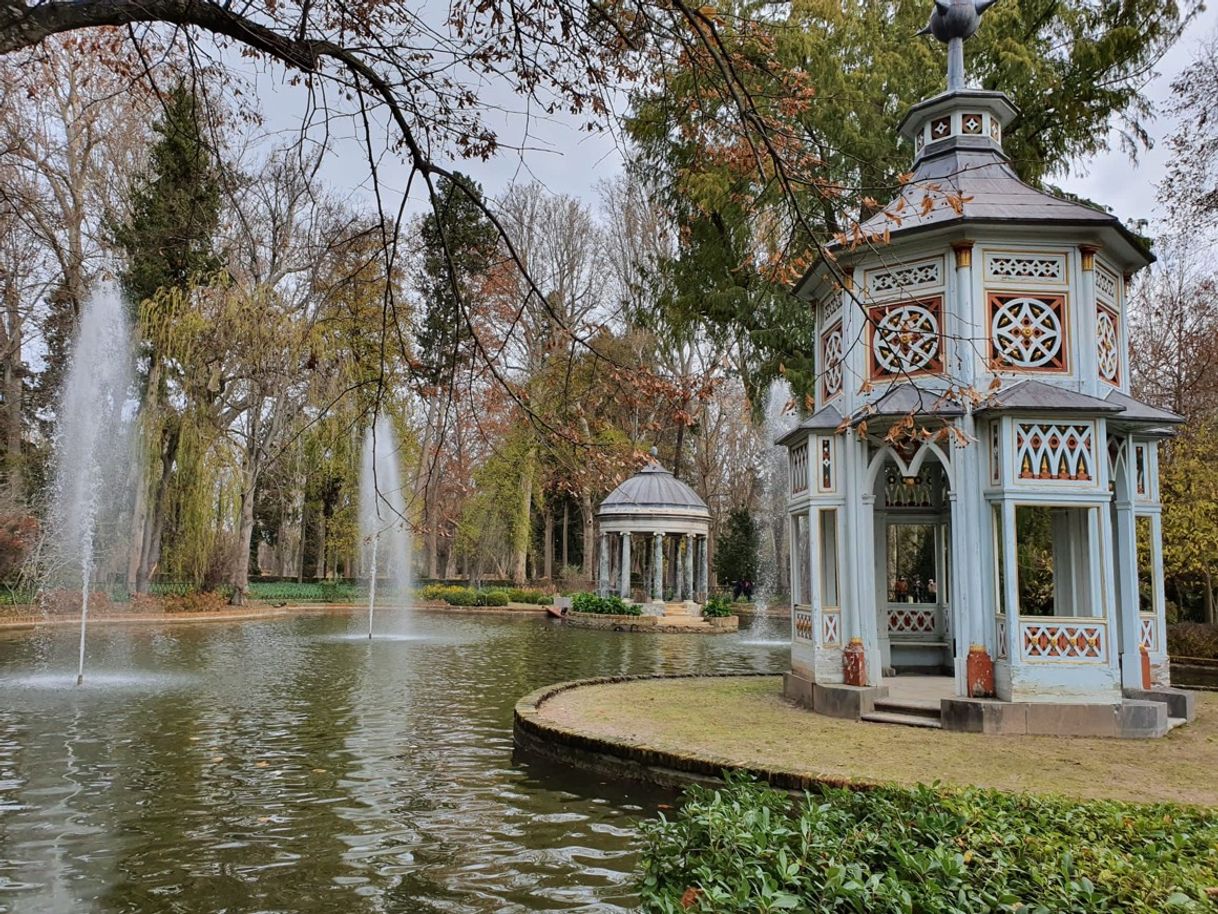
[919,0,998,92]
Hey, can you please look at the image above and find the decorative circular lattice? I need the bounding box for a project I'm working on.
[822,329,843,396]
[1096,310,1119,381]
[872,304,940,374]
[991,296,1062,368]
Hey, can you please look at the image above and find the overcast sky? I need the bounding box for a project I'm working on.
[247,7,1218,238]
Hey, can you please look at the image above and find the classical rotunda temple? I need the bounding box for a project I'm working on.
[596,453,710,612]
[779,0,1194,736]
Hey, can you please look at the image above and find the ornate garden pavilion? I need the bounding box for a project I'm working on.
[596,455,710,611]
[778,1,1194,736]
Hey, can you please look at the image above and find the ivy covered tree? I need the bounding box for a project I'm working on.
[714,507,760,591]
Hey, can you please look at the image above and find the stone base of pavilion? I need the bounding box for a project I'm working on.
[782,671,1195,739]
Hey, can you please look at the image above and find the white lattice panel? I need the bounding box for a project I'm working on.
[984,252,1066,283]
[790,442,808,494]
[794,609,814,642]
[821,325,843,399]
[1095,266,1118,305]
[1020,620,1107,662]
[887,608,937,634]
[1014,422,1095,482]
[822,610,841,645]
[1096,306,1120,384]
[996,616,1008,659]
[1139,614,1157,651]
[865,258,942,297]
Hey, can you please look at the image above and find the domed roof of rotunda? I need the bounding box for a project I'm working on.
[597,458,709,520]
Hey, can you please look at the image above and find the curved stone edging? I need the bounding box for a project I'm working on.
[513,673,869,793]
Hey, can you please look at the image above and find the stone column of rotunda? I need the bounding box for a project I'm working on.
[651,532,663,602]
[619,532,631,600]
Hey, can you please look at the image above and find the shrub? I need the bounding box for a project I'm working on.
[701,595,734,618]
[475,589,510,607]
[570,592,640,616]
[506,588,553,605]
[1167,622,1218,659]
[162,590,230,613]
[639,775,1218,914]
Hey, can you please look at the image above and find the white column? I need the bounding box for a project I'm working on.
[619,532,632,600]
[1078,245,1101,398]
[652,533,663,602]
[598,532,610,597]
[684,533,695,602]
[699,534,710,601]
[1113,435,1142,688]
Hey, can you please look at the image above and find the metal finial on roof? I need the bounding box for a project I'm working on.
[918,0,998,92]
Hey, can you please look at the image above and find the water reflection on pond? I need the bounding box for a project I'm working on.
[0,610,788,913]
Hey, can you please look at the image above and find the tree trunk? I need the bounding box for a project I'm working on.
[135,419,180,592]
[443,530,458,580]
[1205,571,1215,625]
[543,504,554,581]
[314,510,327,580]
[2,275,23,501]
[427,525,438,580]
[562,501,569,571]
[229,476,257,605]
[580,491,594,579]
[512,449,533,585]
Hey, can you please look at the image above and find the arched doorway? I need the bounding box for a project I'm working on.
[868,445,954,678]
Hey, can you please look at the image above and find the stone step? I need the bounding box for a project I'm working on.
[873,697,942,720]
[861,710,943,729]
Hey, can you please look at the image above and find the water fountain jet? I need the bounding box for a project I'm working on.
[359,416,412,637]
[47,282,135,686]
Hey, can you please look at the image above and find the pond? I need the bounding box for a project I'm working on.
[0,610,789,913]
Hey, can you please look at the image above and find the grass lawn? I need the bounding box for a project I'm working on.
[537,675,1218,806]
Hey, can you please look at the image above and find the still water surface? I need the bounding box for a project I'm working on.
[0,610,788,913]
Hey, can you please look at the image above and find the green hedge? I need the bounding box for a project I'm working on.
[418,583,553,606]
[571,592,640,616]
[639,776,1218,914]
[701,595,734,618]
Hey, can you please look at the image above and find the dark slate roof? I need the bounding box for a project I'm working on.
[775,405,844,447]
[856,145,1123,239]
[852,384,964,424]
[1104,389,1186,425]
[598,461,709,517]
[977,379,1122,414]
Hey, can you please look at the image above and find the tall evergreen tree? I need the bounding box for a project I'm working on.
[114,82,221,305]
[414,173,498,384]
[715,507,760,589]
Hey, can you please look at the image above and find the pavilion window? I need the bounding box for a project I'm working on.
[1014,505,1096,617]
[1136,515,1153,615]
[793,514,811,605]
[992,504,1006,614]
[819,509,839,609]
[886,523,937,604]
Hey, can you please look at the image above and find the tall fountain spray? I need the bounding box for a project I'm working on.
[48,282,135,685]
[359,415,412,637]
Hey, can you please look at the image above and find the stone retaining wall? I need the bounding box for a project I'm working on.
[563,612,738,634]
[513,674,859,793]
